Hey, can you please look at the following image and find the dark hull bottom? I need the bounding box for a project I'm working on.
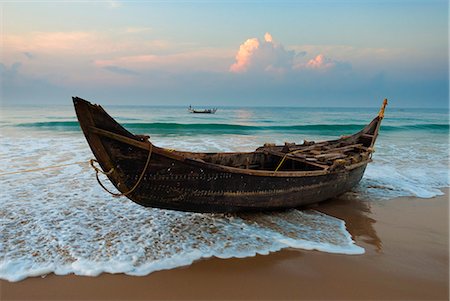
[125,165,367,213]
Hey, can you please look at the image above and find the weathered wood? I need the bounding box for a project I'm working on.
[322,143,364,153]
[73,96,386,213]
[315,153,347,159]
[89,126,149,150]
[265,149,330,169]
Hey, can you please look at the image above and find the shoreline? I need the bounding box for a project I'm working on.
[1,189,448,300]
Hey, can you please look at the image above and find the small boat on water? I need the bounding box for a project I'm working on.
[188,105,217,114]
[74,97,387,213]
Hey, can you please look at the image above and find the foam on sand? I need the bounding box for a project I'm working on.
[0,133,363,282]
[1,125,448,282]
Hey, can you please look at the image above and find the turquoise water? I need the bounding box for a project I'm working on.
[0,103,448,281]
[2,104,448,197]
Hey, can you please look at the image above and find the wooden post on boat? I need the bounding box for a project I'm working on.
[370,99,388,150]
[378,99,388,119]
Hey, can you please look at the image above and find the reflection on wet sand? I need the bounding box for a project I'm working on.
[313,192,382,252]
[233,208,365,255]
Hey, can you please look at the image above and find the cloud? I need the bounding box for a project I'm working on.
[4,31,172,60]
[4,30,442,107]
[4,30,217,77]
[296,51,307,57]
[2,30,179,85]
[303,54,351,71]
[23,52,34,59]
[230,33,338,74]
[5,31,99,54]
[0,61,72,104]
[103,65,139,75]
[306,54,334,69]
[289,44,396,72]
[264,32,273,43]
[230,32,298,74]
[94,48,233,73]
[229,38,260,73]
[229,33,353,75]
[0,62,22,79]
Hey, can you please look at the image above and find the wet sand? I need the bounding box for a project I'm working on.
[1,189,448,300]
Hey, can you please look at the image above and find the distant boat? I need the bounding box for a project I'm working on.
[73,97,387,213]
[188,105,217,114]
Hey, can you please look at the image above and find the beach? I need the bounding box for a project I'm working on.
[0,104,448,299]
[3,1,448,298]
[2,189,447,300]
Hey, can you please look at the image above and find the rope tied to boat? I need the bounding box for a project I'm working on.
[0,161,89,176]
[89,142,153,198]
[274,149,305,172]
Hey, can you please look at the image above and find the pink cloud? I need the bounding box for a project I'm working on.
[230,34,352,75]
[3,30,232,83]
[4,31,97,53]
[264,32,273,43]
[3,31,171,59]
[306,54,336,69]
[229,38,260,73]
[301,54,352,72]
[230,33,298,74]
[95,48,233,73]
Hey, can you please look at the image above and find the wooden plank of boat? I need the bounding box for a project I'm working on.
[314,153,347,160]
[322,143,363,152]
[263,149,331,169]
[73,96,387,213]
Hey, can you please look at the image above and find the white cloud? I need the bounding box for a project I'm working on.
[229,33,353,75]
[229,33,297,74]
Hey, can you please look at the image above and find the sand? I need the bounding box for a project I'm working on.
[1,189,448,300]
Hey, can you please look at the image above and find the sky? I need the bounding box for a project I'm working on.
[1,0,448,108]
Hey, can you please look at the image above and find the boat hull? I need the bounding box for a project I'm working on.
[73,96,384,213]
[106,140,367,212]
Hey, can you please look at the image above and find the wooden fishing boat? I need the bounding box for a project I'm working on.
[188,106,217,114]
[74,97,387,213]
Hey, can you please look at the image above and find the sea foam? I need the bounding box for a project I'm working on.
[0,132,363,282]
[357,133,449,199]
[1,123,448,282]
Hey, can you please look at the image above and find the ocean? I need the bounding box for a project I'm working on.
[0,102,448,282]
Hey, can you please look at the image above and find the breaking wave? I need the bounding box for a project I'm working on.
[1,105,447,282]
[13,121,449,135]
[0,135,363,282]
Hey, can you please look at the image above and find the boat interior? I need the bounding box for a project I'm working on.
[171,118,379,172]
[73,96,384,173]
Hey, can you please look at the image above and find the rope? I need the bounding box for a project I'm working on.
[274,156,287,172]
[274,149,304,172]
[90,143,153,198]
[0,161,89,176]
